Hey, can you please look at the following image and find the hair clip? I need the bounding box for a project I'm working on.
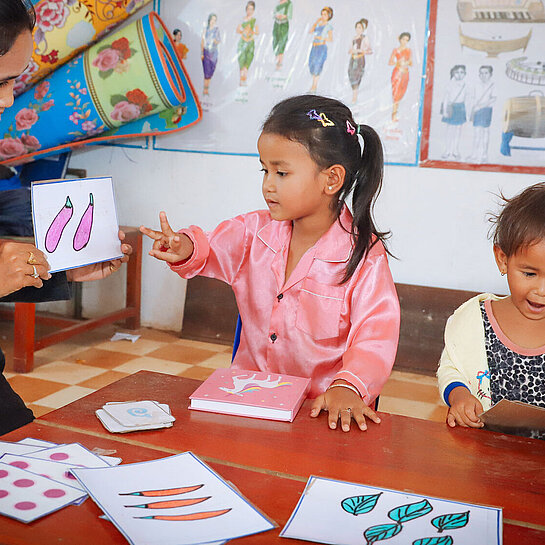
[346,120,355,135]
[306,109,335,127]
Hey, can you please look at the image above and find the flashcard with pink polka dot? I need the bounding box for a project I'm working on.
[0,462,86,522]
[0,454,87,493]
[25,443,112,469]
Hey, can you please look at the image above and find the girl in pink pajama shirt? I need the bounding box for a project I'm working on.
[141,95,400,433]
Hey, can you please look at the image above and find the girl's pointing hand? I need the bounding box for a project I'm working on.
[140,211,194,264]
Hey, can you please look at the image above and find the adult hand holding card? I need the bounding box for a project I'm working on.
[32,177,122,273]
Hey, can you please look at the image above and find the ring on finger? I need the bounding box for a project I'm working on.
[109,263,116,272]
[340,408,352,414]
[30,265,39,279]
[27,251,38,265]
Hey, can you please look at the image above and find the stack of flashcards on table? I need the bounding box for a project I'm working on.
[189,369,310,422]
[0,438,121,523]
[71,451,276,545]
[96,400,175,433]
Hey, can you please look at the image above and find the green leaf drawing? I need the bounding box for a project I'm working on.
[413,537,454,545]
[97,45,111,53]
[150,103,159,110]
[431,511,470,533]
[388,499,433,523]
[98,69,113,79]
[341,493,382,516]
[364,523,402,544]
[130,48,138,56]
[110,94,128,107]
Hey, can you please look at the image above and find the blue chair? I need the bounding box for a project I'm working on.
[231,314,242,363]
[230,314,379,410]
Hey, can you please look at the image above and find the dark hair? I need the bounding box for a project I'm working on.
[173,28,181,36]
[207,13,217,27]
[356,18,368,29]
[480,65,493,75]
[246,1,255,10]
[322,6,333,20]
[399,32,411,41]
[262,95,388,283]
[0,0,35,56]
[450,64,466,78]
[491,182,545,257]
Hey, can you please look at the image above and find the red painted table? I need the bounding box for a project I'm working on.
[2,371,544,544]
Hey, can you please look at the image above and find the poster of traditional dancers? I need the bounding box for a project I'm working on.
[421,0,545,173]
[153,0,429,165]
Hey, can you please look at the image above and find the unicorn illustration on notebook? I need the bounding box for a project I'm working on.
[219,373,292,396]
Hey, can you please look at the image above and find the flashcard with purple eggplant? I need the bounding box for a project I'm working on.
[31,176,122,273]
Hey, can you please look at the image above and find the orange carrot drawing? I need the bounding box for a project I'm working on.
[45,196,73,253]
[73,192,94,251]
[135,508,232,521]
[126,497,210,509]
[120,485,204,497]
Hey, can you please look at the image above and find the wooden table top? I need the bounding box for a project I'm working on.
[2,370,544,544]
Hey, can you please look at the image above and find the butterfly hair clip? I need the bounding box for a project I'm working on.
[306,109,335,127]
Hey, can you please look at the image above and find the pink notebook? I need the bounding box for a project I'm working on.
[189,369,311,422]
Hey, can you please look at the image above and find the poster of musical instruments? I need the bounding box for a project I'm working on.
[420,0,545,173]
[153,0,429,166]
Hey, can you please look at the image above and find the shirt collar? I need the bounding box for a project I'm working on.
[257,204,353,263]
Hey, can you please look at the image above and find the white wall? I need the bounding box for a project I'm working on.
[67,143,543,331]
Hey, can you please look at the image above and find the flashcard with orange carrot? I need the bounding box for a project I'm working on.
[31,176,122,273]
[71,452,276,545]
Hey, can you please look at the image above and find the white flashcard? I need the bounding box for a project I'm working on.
[0,462,86,523]
[280,476,502,545]
[26,443,111,469]
[71,452,275,545]
[102,401,175,428]
[15,439,120,466]
[32,176,122,273]
[17,438,58,448]
[97,403,173,433]
[0,440,46,457]
[100,454,123,466]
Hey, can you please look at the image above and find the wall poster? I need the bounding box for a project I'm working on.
[421,0,545,174]
[153,0,430,166]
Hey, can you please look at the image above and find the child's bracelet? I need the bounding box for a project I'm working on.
[327,383,362,399]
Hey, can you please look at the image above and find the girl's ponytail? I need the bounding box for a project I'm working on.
[340,123,389,283]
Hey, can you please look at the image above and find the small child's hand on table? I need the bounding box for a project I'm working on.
[310,380,380,432]
[447,386,484,428]
[140,211,194,264]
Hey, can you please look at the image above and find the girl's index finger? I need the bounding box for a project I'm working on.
[159,211,176,236]
[139,225,164,241]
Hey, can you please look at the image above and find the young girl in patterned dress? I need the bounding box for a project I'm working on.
[437,183,545,439]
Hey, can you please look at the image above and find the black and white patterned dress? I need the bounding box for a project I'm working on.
[481,301,545,440]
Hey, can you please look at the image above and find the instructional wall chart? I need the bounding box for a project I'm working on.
[154,0,429,166]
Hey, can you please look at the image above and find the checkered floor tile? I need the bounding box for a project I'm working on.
[2,322,446,423]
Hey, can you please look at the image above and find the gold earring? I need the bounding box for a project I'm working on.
[501,271,506,276]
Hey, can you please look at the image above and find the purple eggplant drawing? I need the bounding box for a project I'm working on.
[45,196,73,253]
[73,192,94,251]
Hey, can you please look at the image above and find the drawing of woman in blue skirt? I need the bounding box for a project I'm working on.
[308,6,333,93]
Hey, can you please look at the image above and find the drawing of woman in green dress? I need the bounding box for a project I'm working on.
[308,6,333,93]
[347,18,372,104]
[237,1,259,86]
[272,0,292,70]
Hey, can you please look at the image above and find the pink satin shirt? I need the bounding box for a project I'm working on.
[170,206,400,402]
